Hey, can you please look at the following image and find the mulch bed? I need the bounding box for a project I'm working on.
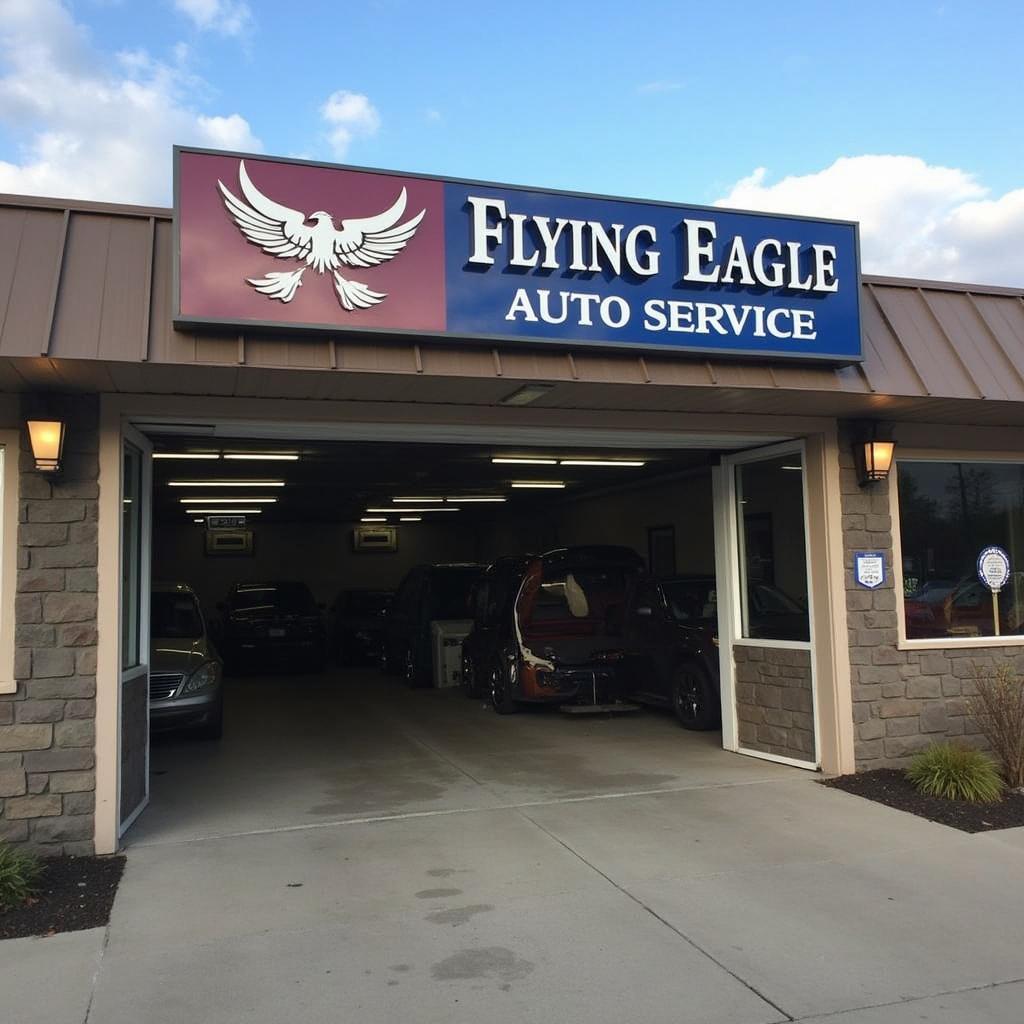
[823,769,1024,833]
[0,855,125,941]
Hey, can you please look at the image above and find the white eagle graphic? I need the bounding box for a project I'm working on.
[217,160,426,310]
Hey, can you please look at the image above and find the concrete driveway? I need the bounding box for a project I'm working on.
[7,672,1024,1023]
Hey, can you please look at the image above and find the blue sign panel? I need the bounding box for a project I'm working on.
[177,149,862,362]
[443,184,861,362]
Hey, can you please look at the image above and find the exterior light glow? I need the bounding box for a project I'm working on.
[27,420,66,473]
[491,457,557,465]
[498,383,555,406]
[510,481,566,489]
[853,422,896,487]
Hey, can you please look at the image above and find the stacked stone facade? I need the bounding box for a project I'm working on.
[733,645,815,762]
[0,396,98,854]
[838,425,1020,769]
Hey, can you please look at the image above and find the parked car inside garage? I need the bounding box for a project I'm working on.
[383,563,484,686]
[329,588,393,664]
[218,581,327,672]
[149,582,224,739]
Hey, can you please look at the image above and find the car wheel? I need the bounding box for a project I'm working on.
[462,652,480,698]
[671,665,719,731]
[490,659,518,715]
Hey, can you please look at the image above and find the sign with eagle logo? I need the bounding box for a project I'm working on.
[175,147,862,362]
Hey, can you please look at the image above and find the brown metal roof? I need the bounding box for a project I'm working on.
[2,193,1023,423]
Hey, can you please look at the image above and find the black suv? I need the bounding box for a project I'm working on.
[218,581,327,673]
[383,563,484,686]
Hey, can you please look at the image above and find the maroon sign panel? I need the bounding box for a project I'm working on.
[176,149,446,333]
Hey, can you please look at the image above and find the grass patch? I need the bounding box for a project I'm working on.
[906,743,1004,803]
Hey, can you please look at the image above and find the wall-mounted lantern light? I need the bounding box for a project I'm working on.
[27,420,67,474]
[854,422,895,487]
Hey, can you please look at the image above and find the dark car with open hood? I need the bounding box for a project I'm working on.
[218,581,327,672]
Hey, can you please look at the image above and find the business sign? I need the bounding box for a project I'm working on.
[977,546,1011,592]
[854,551,886,590]
[175,148,862,362]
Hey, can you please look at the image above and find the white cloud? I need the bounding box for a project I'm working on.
[0,0,261,205]
[320,90,380,158]
[173,0,251,37]
[716,156,1024,287]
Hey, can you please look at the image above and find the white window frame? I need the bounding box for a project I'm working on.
[892,449,1024,651]
[0,431,20,694]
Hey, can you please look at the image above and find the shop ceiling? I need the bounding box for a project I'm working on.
[147,437,734,525]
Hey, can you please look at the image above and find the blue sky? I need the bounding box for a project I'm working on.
[1,0,1022,283]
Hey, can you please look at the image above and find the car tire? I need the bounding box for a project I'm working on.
[671,665,719,731]
[490,659,519,715]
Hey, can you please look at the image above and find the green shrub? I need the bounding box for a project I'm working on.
[0,842,42,911]
[906,743,1004,803]
[969,663,1024,789]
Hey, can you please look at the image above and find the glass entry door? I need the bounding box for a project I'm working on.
[714,441,819,768]
[119,424,152,832]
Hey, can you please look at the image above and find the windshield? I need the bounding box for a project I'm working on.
[661,580,717,624]
[151,591,203,639]
[430,570,481,619]
[230,583,316,614]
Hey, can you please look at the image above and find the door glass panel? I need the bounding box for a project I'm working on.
[121,443,142,668]
[735,454,810,642]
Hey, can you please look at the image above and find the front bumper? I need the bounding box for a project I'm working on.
[525,665,623,704]
[150,690,221,730]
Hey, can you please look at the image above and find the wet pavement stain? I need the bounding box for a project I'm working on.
[425,904,495,926]
[415,887,463,899]
[431,947,534,983]
[427,868,457,878]
[389,964,412,973]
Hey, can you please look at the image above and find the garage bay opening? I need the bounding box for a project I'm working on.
[122,430,816,843]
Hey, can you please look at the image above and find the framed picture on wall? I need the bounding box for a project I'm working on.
[648,525,676,579]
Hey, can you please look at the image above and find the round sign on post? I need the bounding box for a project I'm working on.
[977,545,1011,637]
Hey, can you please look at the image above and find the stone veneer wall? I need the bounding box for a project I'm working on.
[733,645,816,762]
[0,396,98,855]
[838,425,1017,769]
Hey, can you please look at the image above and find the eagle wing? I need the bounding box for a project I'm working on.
[333,188,426,269]
[217,161,315,264]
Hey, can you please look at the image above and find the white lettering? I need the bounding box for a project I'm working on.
[682,219,720,283]
[766,308,793,337]
[786,242,813,291]
[695,303,728,335]
[508,213,539,268]
[720,235,755,286]
[572,292,601,326]
[599,296,630,328]
[812,244,838,292]
[625,224,660,276]
[791,309,817,339]
[505,288,538,322]
[589,223,624,274]
[643,299,667,331]
[536,289,568,324]
[752,238,784,288]
[533,217,569,270]
[467,196,506,266]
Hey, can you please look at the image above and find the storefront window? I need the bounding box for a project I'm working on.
[735,454,811,642]
[898,460,1024,640]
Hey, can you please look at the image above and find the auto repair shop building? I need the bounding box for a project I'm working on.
[0,146,1023,856]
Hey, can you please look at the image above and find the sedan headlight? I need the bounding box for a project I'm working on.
[183,661,220,694]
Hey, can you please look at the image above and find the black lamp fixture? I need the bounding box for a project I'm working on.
[853,421,895,487]
[26,419,67,475]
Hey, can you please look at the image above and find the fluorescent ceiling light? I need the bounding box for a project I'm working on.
[392,497,444,503]
[168,480,285,487]
[781,465,803,471]
[193,518,205,523]
[153,453,220,460]
[511,481,565,489]
[365,507,460,513]
[499,383,555,406]
[178,497,277,504]
[559,459,646,467]
[224,453,299,461]
[445,496,506,503]
[399,516,422,522]
[185,508,263,514]
[492,457,557,465]
[361,517,387,522]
